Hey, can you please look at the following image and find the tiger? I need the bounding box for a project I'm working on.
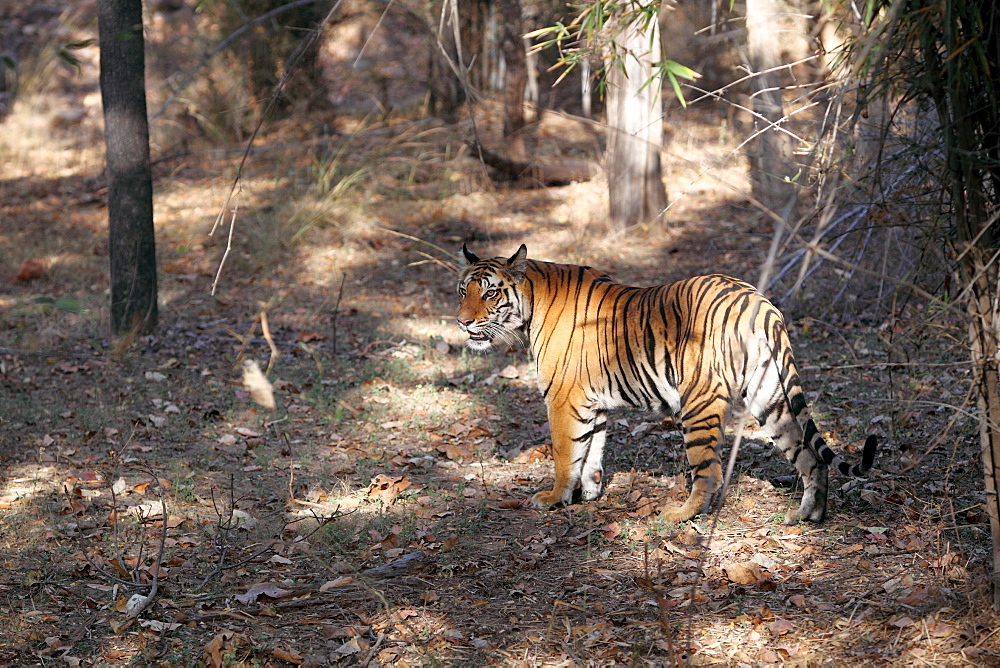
[456,244,877,524]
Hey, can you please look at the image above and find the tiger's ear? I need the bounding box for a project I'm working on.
[506,244,527,282]
[460,243,480,266]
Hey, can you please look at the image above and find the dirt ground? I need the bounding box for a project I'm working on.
[1,4,999,668]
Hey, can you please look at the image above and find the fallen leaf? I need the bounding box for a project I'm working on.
[39,636,69,656]
[629,497,657,517]
[897,585,938,606]
[770,618,794,636]
[514,445,549,463]
[336,637,362,656]
[203,631,248,668]
[319,576,354,591]
[236,583,293,605]
[272,647,304,665]
[602,521,622,541]
[13,258,44,282]
[787,594,807,607]
[140,620,181,632]
[774,643,807,659]
[889,616,915,628]
[366,474,412,505]
[925,621,956,638]
[124,593,150,616]
[130,501,165,519]
[228,509,257,530]
[242,360,276,410]
[750,552,778,571]
[438,444,473,460]
[758,649,780,663]
[722,562,763,585]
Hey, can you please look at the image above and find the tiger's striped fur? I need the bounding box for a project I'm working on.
[457,244,877,524]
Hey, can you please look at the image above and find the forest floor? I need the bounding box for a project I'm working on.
[2,6,999,668]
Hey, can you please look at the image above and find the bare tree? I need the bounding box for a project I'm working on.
[606,9,667,232]
[497,0,528,160]
[98,0,157,335]
[744,0,794,212]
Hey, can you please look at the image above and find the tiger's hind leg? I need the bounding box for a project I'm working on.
[661,397,727,523]
[757,404,828,524]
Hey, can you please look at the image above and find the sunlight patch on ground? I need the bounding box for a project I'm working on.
[0,96,104,180]
[0,464,62,508]
[386,316,467,350]
[0,27,104,181]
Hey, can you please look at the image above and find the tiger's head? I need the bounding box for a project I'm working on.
[456,243,528,352]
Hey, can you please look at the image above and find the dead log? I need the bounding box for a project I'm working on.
[467,140,598,187]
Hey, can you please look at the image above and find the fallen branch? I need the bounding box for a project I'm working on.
[114,466,170,634]
[466,140,598,187]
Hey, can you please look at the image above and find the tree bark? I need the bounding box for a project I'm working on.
[98,0,158,335]
[606,10,667,233]
[968,269,1000,608]
[497,0,527,160]
[953,126,1000,610]
[745,0,794,212]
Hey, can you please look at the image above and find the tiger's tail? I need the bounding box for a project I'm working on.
[805,418,877,477]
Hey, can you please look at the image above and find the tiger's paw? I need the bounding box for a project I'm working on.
[786,486,828,524]
[784,504,826,525]
[659,505,697,523]
[529,490,565,509]
[578,467,604,502]
[658,495,704,524]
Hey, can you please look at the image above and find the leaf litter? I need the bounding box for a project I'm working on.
[0,29,998,668]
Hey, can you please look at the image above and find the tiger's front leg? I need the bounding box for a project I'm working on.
[529,401,605,508]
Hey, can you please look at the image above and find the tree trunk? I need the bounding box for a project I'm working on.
[497,0,527,160]
[606,10,667,233]
[968,269,1000,608]
[98,0,158,335]
[923,12,1000,606]
[953,127,1000,611]
[745,0,794,212]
